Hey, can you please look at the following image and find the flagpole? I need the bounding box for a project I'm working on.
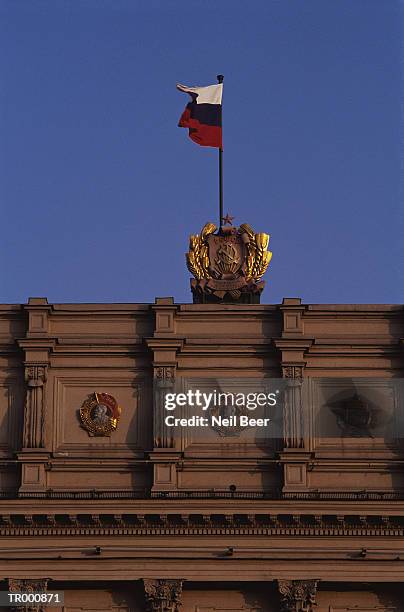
[217,74,224,229]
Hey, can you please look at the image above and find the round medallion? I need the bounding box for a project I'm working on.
[79,392,121,437]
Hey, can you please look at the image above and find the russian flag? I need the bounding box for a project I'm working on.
[177,82,223,148]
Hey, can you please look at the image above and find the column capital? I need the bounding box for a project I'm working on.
[7,578,49,612]
[278,579,318,611]
[143,578,184,612]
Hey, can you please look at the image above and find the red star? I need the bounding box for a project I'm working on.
[222,213,235,226]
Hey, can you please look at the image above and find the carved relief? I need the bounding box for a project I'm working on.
[155,367,175,384]
[23,365,47,448]
[278,579,318,611]
[282,365,303,379]
[143,578,183,612]
[8,578,49,612]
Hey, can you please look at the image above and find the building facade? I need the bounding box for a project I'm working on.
[1,296,404,611]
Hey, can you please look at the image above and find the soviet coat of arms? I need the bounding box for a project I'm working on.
[186,222,272,303]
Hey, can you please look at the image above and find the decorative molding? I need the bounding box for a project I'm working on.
[0,512,401,538]
[143,578,183,612]
[278,579,318,611]
[9,488,404,501]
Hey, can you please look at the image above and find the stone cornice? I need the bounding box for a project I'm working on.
[1,557,404,583]
[1,542,404,564]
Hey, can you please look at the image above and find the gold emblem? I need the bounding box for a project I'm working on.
[79,392,121,437]
[186,222,272,303]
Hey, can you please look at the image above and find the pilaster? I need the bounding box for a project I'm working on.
[17,298,54,494]
[146,298,183,491]
[275,298,313,492]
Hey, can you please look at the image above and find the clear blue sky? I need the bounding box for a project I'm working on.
[1,0,402,304]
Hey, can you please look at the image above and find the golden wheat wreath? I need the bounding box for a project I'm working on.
[239,223,272,282]
[186,222,217,280]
